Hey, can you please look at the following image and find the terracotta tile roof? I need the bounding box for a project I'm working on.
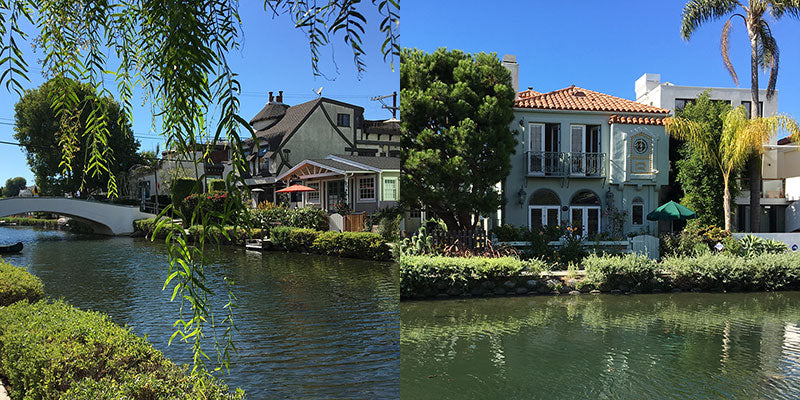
[608,115,666,126]
[515,85,670,114]
[778,136,795,145]
[517,89,541,99]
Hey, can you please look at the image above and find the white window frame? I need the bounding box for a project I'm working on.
[357,176,376,202]
[569,206,601,237]
[305,182,320,204]
[632,198,644,226]
[528,206,560,230]
[570,124,586,175]
[382,177,398,201]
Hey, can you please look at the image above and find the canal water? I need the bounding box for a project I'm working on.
[402,292,800,399]
[0,226,399,399]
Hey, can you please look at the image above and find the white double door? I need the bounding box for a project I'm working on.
[570,125,600,174]
[569,206,600,237]
[529,123,559,174]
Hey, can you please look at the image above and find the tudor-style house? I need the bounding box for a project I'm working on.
[243,91,400,205]
[499,58,670,237]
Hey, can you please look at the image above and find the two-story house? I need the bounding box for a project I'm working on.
[243,91,400,204]
[502,84,671,237]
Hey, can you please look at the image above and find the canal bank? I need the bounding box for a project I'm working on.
[0,226,399,398]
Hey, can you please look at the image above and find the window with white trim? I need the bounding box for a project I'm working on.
[358,177,375,202]
[632,197,644,225]
[305,182,320,204]
[383,178,398,201]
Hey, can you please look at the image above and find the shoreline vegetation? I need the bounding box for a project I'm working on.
[400,252,800,300]
[0,259,243,399]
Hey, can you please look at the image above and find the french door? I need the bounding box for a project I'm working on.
[529,123,559,174]
[569,206,600,237]
[570,125,600,175]
[529,206,560,230]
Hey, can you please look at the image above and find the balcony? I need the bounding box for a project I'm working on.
[736,178,786,200]
[527,151,605,177]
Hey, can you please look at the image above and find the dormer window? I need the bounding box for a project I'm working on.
[337,113,350,127]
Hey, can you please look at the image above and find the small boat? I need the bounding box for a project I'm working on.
[0,242,23,254]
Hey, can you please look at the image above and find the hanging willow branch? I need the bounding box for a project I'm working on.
[0,0,399,377]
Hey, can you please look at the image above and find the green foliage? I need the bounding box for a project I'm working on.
[0,216,59,229]
[0,300,243,399]
[183,191,232,224]
[209,179,226,192]
[398,219,447,256]
[13,79,142,196]
[270,226,321,252]
[401,47,518,230]
[187,225,263,245]
[250,206,328,231]
[0,260,44,306]
[664,252,800,291]
[738,235,787,257]
[674,92,734,228]
[366,206,403,241]
[313,231,392,260]
[582,253,661,292]
[172,178,201,208]
[492,224,528,242]
[134,218,184,239]
[2,176,26,197]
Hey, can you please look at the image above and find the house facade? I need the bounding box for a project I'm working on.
[244,92,400,204]
[501,84,670,238]
[276,154,400,214]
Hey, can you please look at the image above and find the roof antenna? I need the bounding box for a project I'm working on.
[312,87,323,98]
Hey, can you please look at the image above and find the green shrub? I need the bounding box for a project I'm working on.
[312,231,392,260]
[182,191,233,224]
[492,224,527,242]
[582,253,661,291]
[662,252,800,291]
[270,226,320,252]
[133,218,184,239]
[0,300,243,400]
[738,235,787,257]
[187,225,263,245]
[250,206,328,231]
[171,177,201,218]
[0,261,44,306]
[208,178,226,192]
[1,216,58,229]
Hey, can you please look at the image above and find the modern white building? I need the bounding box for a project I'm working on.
[634,73,800,232]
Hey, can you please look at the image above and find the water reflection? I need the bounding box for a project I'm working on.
[401,293,800,399]
[1,226,399,399]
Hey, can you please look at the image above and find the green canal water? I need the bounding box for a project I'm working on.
[402,292,800,399]
[0,226,399,399]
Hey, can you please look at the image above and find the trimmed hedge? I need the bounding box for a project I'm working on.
[0,260,44,306]
[133,217,184,239]
[1,216,59,229]
[171,177,201,216]
[664,252,800,291]
[269,227,391,260]
[0,300,243,400]
[582,253,662,292]
[209,178,226,192]
[187,225,263,245]
[313,231,392,260]
[250,206,328,231]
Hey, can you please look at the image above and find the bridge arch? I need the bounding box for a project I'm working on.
[0,197,156,235]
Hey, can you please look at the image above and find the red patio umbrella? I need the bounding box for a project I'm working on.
[276,184,317,193]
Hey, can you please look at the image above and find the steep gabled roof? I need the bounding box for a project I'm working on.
[249,102,290,125]
[515,85,670,114]
[249,98,323,150]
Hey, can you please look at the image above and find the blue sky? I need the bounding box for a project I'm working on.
[404,0,800,121]
[0,2,398,184]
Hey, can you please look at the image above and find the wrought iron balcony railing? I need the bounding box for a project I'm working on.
[527,151,605,177]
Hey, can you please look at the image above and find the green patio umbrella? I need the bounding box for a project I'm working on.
[647,201,698,221]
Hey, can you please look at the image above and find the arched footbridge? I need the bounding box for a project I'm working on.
[0,197,156,235]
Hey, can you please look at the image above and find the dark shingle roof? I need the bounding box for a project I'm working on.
[250,98,322,150]
[249,102,290,125]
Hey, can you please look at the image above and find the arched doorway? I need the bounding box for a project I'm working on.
[529,189,560,230]
[569,190,601,237]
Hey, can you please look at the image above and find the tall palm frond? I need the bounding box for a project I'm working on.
[680,0,739,39]
[720,19,739,85]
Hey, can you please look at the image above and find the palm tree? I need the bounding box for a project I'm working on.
[665,106,799,231]
[680,0,799,232]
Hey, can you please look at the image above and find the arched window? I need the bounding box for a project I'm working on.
[569,190,601,236]
[528,189,560,230]
[632,197,644,225]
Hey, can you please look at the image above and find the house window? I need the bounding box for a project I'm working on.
[674,98,695,111]
[632,197,644,225]
[741,101,764,118]
[529,189,560,230]
[305,182,320,204]
[337,113,350,127]
[569,190,601,237]
[358,177,375,202]
[383,178,398,201]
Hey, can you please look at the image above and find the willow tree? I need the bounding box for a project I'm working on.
[665,106,799,231]
[680,0,799,232]
[0,0,398,376]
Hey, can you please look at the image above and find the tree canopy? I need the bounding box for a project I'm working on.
[400,48,517,231]
[2,176,26,197]
[14,78,142,197]
[674,92,734,228]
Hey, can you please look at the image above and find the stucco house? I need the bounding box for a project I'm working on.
[243,91,400,204]
[500,84,671,237]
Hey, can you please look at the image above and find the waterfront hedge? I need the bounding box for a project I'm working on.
[270,227,391,260]
[0,300,243,400]
[250,206,328,231]
[133,217,184,239]
[1,216,58,229]
[313,231,392,260]
[0,261,44,306]
[582,253,661,292]
[664,252,800,291]
[187,225,263,245]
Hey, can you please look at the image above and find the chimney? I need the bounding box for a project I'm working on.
[502,54,519,98]
[269,91,274,102]
[277,90,283,103]
[635,73,661,102]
